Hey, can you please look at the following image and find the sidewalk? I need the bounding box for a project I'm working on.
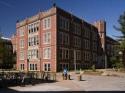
[6,71,125,92]
[97,69,125,77]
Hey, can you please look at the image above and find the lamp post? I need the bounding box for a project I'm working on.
[104,52,107,69]
[74,49,76,72]
[119,51,123,62]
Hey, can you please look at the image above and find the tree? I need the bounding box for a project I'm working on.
[0,34,4,69]
[110,56,124,69]
[0,34,15,69]
[115,11,125,67]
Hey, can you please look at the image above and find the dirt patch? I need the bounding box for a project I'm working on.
[83,71,103,75]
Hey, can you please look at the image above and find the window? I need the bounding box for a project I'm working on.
[19,30,24,36]
[59,16,69,31]
[48,64,51,71]
[76,50,81,60]
[74,36,81,47]
[84,51,90,61]
[19,27,24,36]
[29,64,37,71]
[65,50,69,59]
[60,48,69,59]
[85,40,87,49]
[43,32,51,44]
[84,39,90,49]
[28,49,39,59]
[58,32,63,44]
[20,39,24,48]
[58,32,70,45]
[43,17,51,30]
[92,31,97,41]
[84,28,90,38]
[19,51,24,60]
[73,23,81,35]
[35,64,37,70]
[44,64,47,71]
[28,35,39,46]
[28,21,39,34]
[43,47,51,59]
[93,42,97,51]
[44,63,51,71]
[65,49,69,59]
[64,33,69,45]
[20,64,24,70]
[59,48,63,59]
[84,52,86,61]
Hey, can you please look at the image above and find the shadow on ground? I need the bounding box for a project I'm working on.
[0,79,57,88]
[0,88,125,93]
[0,78,125,93]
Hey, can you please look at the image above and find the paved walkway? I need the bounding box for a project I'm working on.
[1,71,125,92]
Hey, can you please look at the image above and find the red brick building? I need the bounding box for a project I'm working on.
[11,6,118,72]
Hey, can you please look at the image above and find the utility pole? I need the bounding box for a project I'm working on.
[105,53,107,69]
[74,50,76,72]
[104,39,107,69]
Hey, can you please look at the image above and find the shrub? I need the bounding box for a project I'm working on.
[91,65,96,72]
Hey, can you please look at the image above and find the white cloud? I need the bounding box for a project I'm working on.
[0,0,13,8]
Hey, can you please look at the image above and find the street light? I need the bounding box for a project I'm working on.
[74,49,76,72]
[119,51,123,55]
[104,52,107,69]
[119,51,123,62]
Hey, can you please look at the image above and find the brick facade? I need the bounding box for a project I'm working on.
[11,6,118,72]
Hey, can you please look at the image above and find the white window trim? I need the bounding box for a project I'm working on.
[20,39,24,48]
[29,63,37,71]
[19,51,24,60]
[43,47,51,59]
[43,63,51,71]
[43,17,51,30]
[43,32,51,44]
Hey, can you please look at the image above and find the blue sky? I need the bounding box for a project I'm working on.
[0,0,125,39]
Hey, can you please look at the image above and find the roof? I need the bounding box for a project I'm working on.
[106,36,119,45]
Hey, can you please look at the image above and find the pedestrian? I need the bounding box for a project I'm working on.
[63,68,68,80]
[20,73,25,87]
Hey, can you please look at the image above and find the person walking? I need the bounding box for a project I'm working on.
[63,68,68,80]
[20,73,25,87]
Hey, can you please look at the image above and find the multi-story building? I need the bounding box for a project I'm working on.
[11,34,17,54]
[12,6,118,72]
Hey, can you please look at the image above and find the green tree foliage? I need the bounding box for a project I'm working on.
[115,12,125,49]
[110,56,124,69]
[91,65,96,72]
[0,34,15,69]
[114,11,125,68]
[0,34,4,68]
